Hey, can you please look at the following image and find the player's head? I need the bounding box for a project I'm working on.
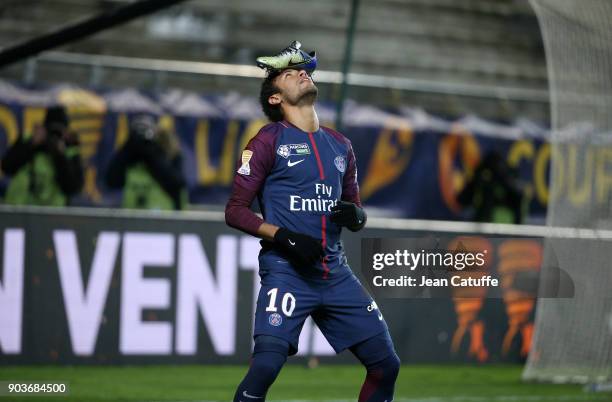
[257,41,318,122]
[260,68,318,122]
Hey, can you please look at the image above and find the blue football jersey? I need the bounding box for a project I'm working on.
[226,120,362,280]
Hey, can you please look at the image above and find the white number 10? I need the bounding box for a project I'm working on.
[266,288,296,317]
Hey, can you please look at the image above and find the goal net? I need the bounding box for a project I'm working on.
[523,0,612,384]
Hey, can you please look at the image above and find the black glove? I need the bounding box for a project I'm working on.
[273,227,324,268]
[330,201,367,232]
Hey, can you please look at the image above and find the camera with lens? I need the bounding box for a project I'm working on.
[129,115,157,142]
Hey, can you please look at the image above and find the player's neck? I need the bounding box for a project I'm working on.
[283,105,319,133]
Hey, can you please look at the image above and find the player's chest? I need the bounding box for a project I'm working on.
[272,135,347,184]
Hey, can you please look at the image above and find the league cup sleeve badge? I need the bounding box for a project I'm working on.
[238,150,253,175]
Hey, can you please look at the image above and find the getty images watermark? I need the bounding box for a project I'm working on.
[360,236,575,299]
[371,247,496,288]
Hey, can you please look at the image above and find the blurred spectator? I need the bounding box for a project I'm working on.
[1,105,83,206]
[458,151,526,224]
[105,115,186,210]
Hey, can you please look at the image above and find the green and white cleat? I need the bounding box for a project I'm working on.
[256,40,317,74]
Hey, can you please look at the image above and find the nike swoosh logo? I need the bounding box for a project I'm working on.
[288,239,296,246]
[287,159,304,167]
[243,390,263,399]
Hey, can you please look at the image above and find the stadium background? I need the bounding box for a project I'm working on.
[0,0,609,401]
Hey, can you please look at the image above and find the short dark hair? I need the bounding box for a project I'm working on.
[259,71,283,122]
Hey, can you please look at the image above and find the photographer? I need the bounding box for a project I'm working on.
[105,115,186,210]
[1,105,83,206]
[457,151,526,224]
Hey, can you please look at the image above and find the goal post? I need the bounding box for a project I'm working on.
[523,0,612,384]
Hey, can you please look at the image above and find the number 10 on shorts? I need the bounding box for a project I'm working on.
[266,288,296,317]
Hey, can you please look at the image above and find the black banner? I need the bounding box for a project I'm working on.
[0,207,538,364]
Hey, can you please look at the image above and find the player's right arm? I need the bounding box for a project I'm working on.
[225,129,279,241]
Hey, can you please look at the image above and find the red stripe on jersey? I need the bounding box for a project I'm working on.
[310,132,328,278]
[321,215,330,279]
[308,132,325,180]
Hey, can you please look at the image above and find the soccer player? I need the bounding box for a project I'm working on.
[225,41,400,402]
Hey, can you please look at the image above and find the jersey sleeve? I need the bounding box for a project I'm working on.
[225,126,278,236]
[341,141,362,207]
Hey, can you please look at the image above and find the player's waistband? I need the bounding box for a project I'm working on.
[258,242,352,281]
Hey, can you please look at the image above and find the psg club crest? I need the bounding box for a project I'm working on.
[334,156,346,173]
[268,313,283,327]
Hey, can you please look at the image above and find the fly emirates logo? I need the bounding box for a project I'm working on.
[289,184,337,212]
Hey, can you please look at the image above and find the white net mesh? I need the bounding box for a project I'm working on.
[524,0,612,384]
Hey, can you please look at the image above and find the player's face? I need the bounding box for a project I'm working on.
[273,68,318,106]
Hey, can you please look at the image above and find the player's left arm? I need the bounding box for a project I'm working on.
[330,141,367,232]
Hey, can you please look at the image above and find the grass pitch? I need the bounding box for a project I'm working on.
[0,364,607,401]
